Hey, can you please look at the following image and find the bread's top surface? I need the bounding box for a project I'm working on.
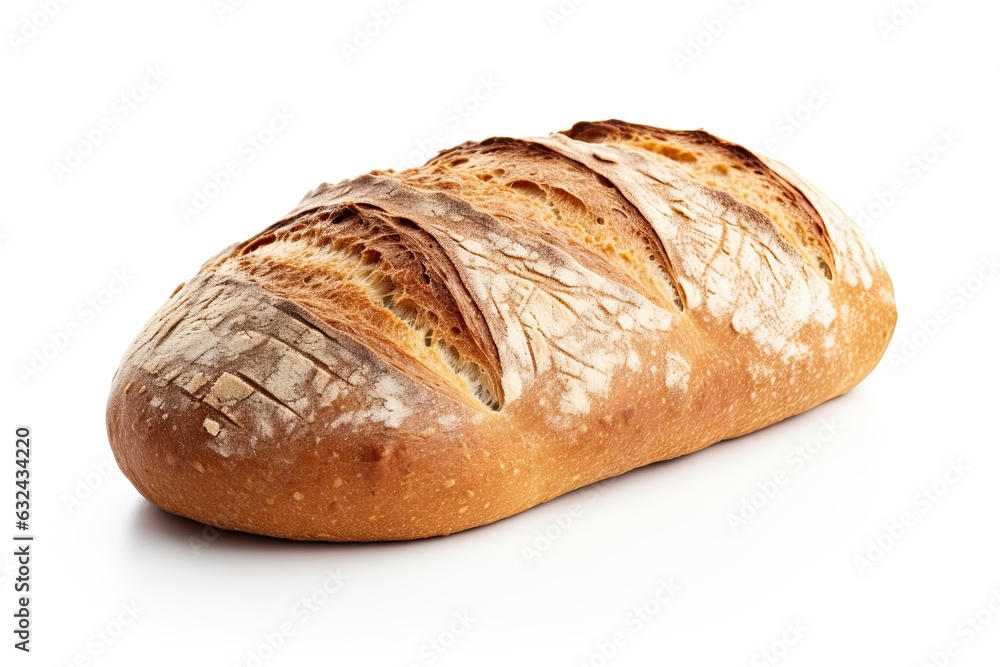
[128,121,893,446]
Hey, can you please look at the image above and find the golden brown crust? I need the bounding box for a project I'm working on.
[106,120,896,541]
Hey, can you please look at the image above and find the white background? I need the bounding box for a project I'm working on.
[2,0,999,665]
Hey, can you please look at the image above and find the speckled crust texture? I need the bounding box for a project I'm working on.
[106,120,896,541]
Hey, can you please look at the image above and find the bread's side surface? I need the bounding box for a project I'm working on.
[107,120,896,541]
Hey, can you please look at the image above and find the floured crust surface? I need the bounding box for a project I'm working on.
[107,120,896,541]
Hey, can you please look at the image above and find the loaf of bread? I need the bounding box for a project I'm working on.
[106,120,896,541]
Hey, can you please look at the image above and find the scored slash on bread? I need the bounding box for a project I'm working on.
[107,120,896,541]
